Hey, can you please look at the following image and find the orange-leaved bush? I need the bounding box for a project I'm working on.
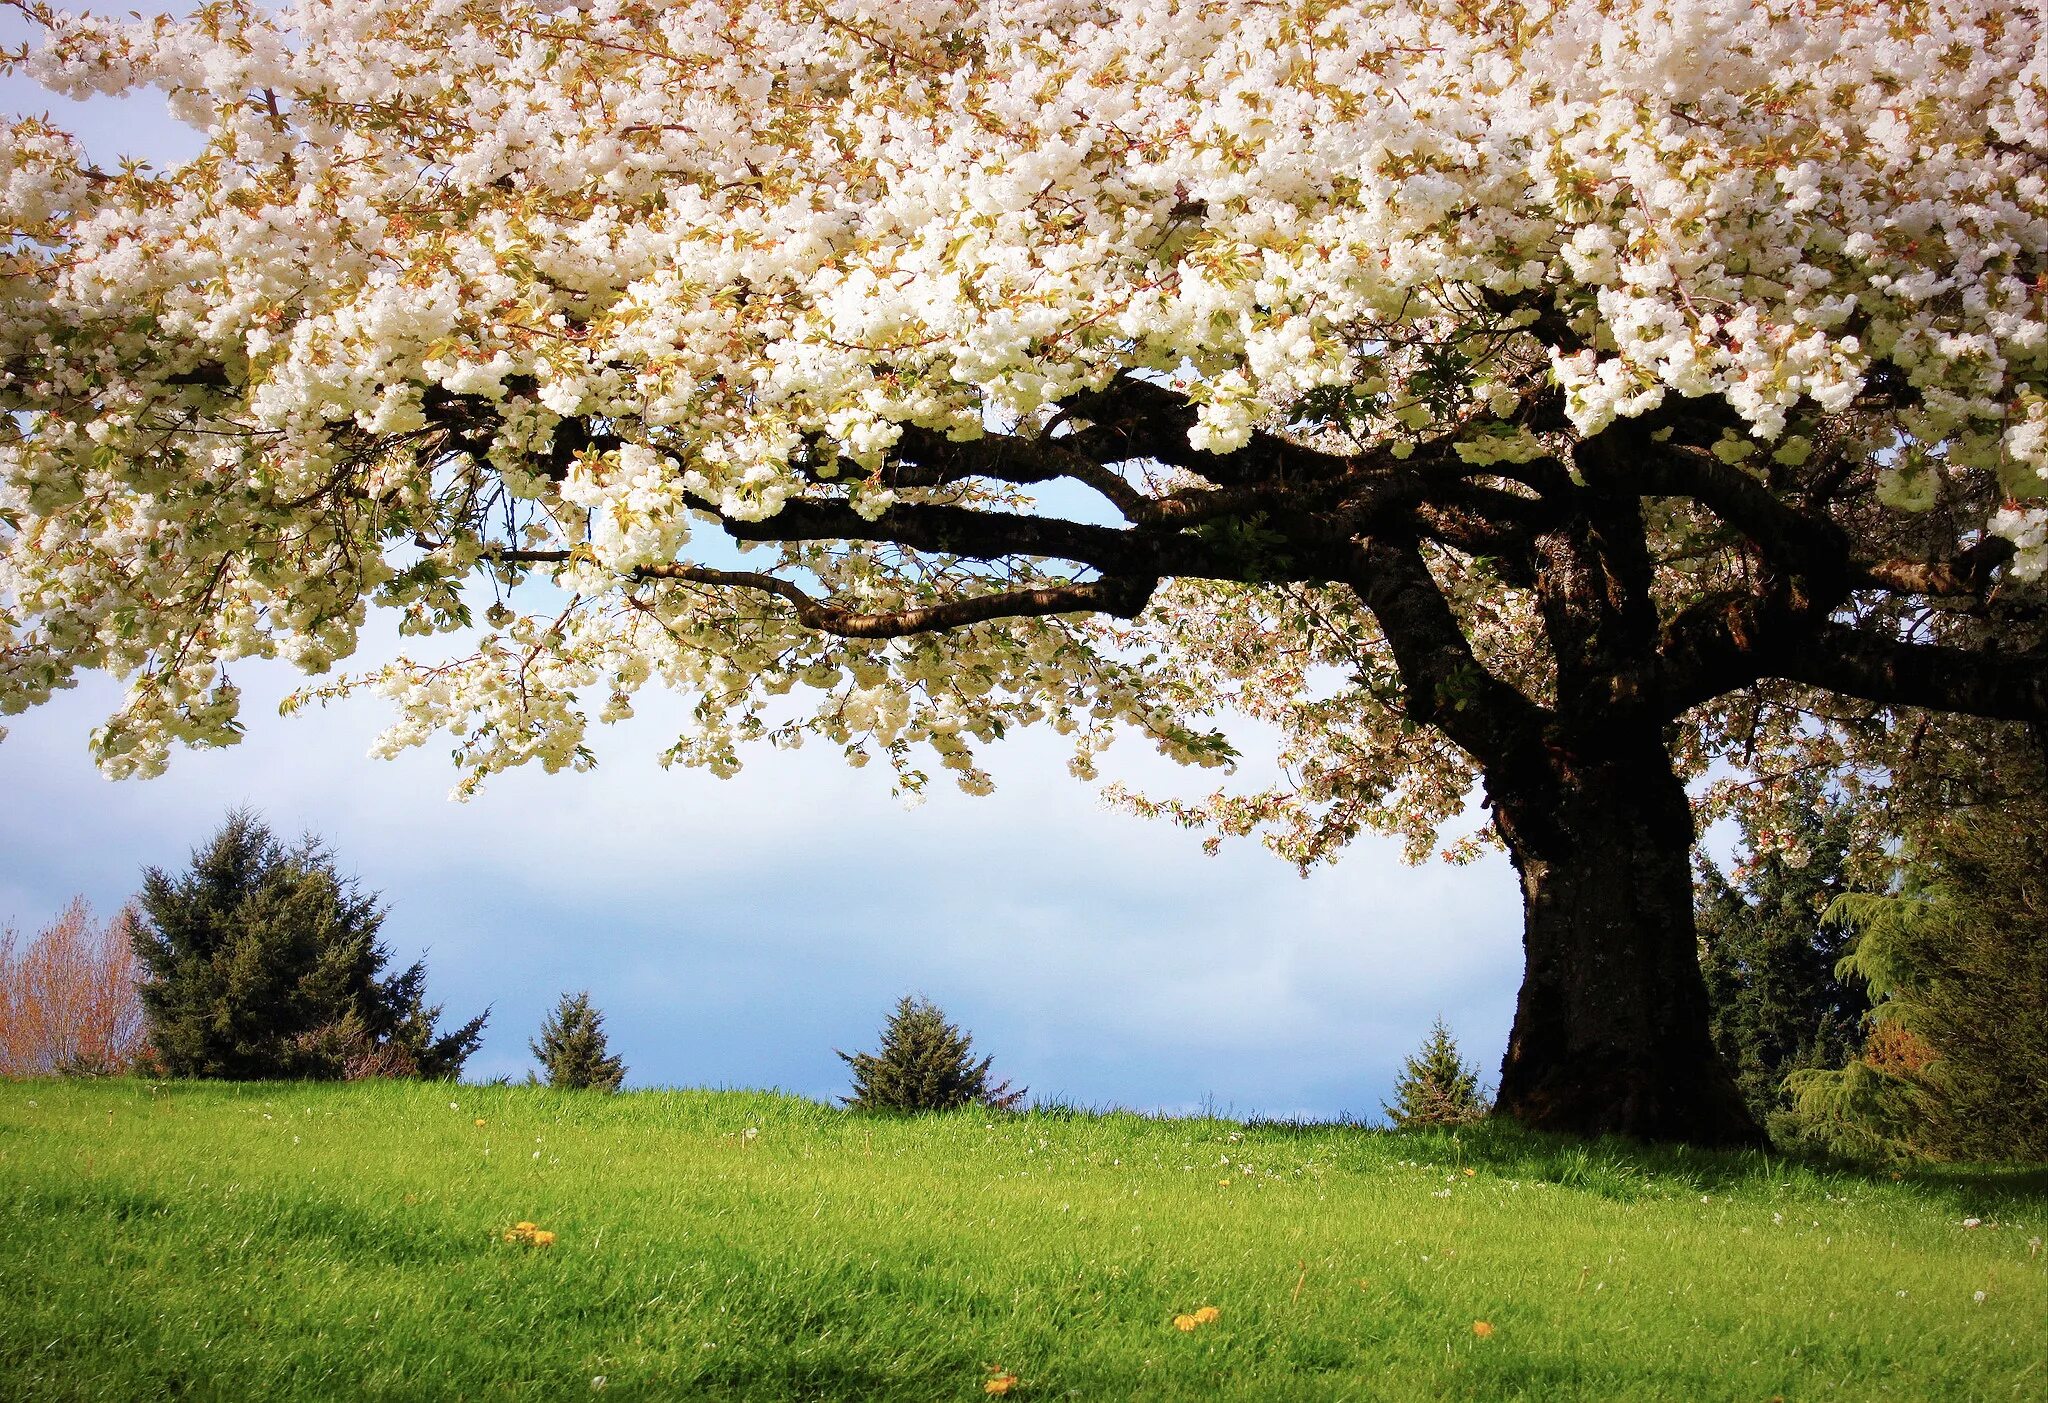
[0,898,146,1077]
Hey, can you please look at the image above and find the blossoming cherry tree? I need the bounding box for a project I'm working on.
[4,0,2046,1143]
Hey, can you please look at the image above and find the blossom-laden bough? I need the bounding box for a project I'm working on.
[3,0,2046,1145]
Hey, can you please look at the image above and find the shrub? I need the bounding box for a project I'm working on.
[1383,1018,1489,1129]
[0,898,146,1077]
[530,991,626,1092]
[839,995,1024,1113]
[133,810,486,1080]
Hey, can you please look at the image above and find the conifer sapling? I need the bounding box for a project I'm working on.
[1384,1018,1490,1130]
[530,991,627,1092]
[839,995,1025,1113]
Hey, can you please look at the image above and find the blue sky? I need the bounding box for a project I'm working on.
[2,643,1525,1115]
[0,21,1525,1116]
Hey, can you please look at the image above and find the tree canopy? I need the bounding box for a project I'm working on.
[4,0,2044,1142]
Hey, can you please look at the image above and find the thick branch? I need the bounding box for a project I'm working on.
[699,495,1175,575]
[1776,622,2048,724]
[882,426,1155,521]
[1853,537,2017,601]
[503,551,1158,638]
[1628,442,1852,592]
[1060,374,1356,486]
[1657,594,2048,724]
[1343,540,1546,765]
[1653,593,1813,715]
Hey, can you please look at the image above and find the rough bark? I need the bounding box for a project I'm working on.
[1487,736,1763,1147]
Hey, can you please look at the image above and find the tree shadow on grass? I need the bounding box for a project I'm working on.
[12,1178,478,1269]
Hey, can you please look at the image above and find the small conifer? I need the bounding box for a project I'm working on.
[839,995,1025,1113]
[1384,1018,1489,1129]
[530,991,627,1092]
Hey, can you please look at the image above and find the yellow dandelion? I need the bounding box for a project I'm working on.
[475,1117,488,1127]
[532,1230,557,1246]
[1472,1320,1495,1338]
[1173,1314,1199,1332]
[1463,1168,1477,1178]
[515,1221,537,1232]
[984,1370,1018,1395]
[1193,1306,1221,1324]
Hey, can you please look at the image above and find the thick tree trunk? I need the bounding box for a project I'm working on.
[1487,736,1763,1147]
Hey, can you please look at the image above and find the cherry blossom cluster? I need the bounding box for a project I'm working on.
[1,0,2041,828]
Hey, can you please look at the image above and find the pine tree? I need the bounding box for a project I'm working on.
[1787,797,2048,1164]
[839,995,1025,1113]
[529,991,626,1092]
[132,810,487,1080]
[1383,1018,1488,1129]
[1695,783,1868,1123]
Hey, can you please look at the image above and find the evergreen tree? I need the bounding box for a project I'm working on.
[1383,1018,1488,1129]
[1787,793,2048,1164]
[839,995,1025,1113]
[1695,783,1869,1124]
[529,991,626,1091]
[133,810,487,1079]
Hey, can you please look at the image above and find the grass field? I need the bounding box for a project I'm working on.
[1,1079,2042,1400]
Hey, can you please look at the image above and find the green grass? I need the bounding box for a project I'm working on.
[1,1080,2041,1400]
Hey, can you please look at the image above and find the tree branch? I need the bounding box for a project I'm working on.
[1627,441,1852,593]
[500,551,1158,638]
[1342,540,1547,765]
[884,425,1156,521]
[1774,622,2048,724]
[1853,537,2017,601]
[1060,374,1356,486]
[692,494,1216,577]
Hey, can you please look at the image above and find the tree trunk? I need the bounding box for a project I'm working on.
[1487,736,1763,1147]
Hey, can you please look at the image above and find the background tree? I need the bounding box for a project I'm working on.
[0,898,145,1077]
[1695,780,1869,1127]
[1786,781,2048,1164]
[6,1,2048,1144]
[1382,1019,1489,1130]
[530,991,627,1092]
[840,996,1025,1114]
[133,811,487,1080]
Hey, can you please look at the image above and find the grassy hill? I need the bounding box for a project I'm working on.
[1,1079,2041,1400]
